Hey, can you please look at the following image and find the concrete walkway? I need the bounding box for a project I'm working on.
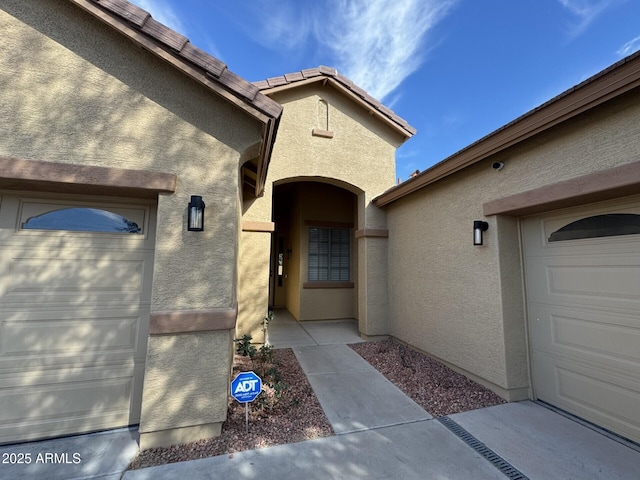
[122,311,640,479]
[5,311,639,479]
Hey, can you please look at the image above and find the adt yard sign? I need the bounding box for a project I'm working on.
[231,371,262,403]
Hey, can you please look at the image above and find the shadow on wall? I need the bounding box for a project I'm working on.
[0,1,260,443]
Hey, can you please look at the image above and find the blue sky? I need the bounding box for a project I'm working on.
[130,0,640,181]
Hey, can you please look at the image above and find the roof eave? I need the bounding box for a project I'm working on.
[262,77,414,140]
[255,66,416,139]
[68,0,283,196]
[374,50,640,208]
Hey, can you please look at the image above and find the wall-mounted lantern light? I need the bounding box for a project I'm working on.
[473,220,489,246]
[188,195,205,232]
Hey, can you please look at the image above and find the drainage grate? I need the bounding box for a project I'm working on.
[437,416,529,480]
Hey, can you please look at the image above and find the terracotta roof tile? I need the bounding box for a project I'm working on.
[219,69,259,101]
[284,72,304,83]
[95,0,149,27]
[254,65,415,137]
[318,65,337,76]
[85,0,280,119]
[252,79,270,90]
[335,73,354,88]
[266,76,289,88]
[179,43,226,78]
[301,67,322,79]
[141,18,188,51]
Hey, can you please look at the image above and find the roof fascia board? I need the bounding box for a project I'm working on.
[374,54,640,207]
[255,115,280,196]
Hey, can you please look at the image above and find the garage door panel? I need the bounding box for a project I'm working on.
[1,255,147,306]
[0,368,135,444]
[529,304,640,366]
[0,311,144,369]
[533,353,640,441]
[525,256,640,310]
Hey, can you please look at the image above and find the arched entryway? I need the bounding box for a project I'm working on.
[270,180,358,321]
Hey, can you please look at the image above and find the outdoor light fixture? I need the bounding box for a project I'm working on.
[473,220,489,246]
[187,195,205,231]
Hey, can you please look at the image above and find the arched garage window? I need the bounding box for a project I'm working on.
[22,208,141,234]
[548,213,640,242]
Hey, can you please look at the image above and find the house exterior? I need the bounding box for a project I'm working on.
[375,51,640,444]
[1,0,639,450]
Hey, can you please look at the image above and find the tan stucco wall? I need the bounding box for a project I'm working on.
[386,89,640,400]
[139,331,232,448]
[239,83,404,335]
[1,1,263,444]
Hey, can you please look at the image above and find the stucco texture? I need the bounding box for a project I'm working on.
[1,1,263,444]
[239,83,404,335]
[0,1,262,312]
[386,90,640,399]
[139,331,233,432]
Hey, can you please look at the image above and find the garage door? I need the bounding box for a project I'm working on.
[523,196,640,443]
[0,193,155,444]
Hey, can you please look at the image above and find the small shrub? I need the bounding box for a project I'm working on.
[234,334,256,358]
[233,329,291,413]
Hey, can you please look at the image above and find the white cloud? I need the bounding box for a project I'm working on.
[245,0,456,102]
[557,0,615,36]
[317,0,457,102]
[617,35,640,57]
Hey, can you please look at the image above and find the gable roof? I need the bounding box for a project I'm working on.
[254,66,416,139]
[374,49,640,207]
[68,0,282,197]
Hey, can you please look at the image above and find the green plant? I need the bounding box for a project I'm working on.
[234,334,256,358]
[233,328,292,413]
[263,310,274,329]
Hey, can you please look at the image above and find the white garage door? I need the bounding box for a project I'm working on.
[0,193,155,444]
[523,196,640,443]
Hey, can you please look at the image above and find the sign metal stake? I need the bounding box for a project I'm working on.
[230,371,262,435]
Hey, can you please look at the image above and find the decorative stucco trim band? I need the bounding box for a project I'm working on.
[0,156,176,197]
[483,160,640,216]
[242,221,276,232]
[149,305,237,335]
[311,129,334,138]
[355,228,389,239]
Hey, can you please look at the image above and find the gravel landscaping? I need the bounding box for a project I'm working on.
[128,339,505,470]
[349,339,505,417]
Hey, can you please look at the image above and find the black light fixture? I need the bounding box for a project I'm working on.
[187,195,205,231]
[473,220,489,246]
